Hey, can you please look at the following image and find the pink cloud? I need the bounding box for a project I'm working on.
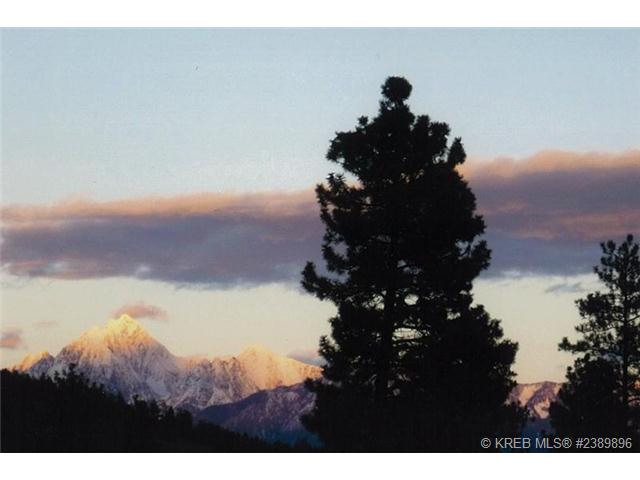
[1,329,25,350]
[461,149,640,179]
[113,302,169,321]
[1,190,317,226]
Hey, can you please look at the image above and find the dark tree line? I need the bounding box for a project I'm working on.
[0,366,295,452]
[302,77,526,452]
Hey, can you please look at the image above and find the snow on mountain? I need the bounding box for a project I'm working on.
[14,351,54,377]
[49,314,182,401]
[171,345,322,411]
[509,381,562,419]
[237,344,321,391]
[12,314,563,445]
[196,382,319,446]
[13,314,322,411]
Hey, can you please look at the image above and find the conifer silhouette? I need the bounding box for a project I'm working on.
[302,77,524,452]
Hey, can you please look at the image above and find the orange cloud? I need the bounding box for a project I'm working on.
[1,190,317,227]
[1,329,25,349]
[461,149,640,179]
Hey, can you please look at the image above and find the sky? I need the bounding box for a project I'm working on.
[1,28,639,382]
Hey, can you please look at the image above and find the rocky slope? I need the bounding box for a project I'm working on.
[197,382,319,446]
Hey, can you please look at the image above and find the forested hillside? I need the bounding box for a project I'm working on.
[0,368,299,452]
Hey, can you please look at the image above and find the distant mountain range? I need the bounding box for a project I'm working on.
[12,315,562,444]
[12,315,320,412]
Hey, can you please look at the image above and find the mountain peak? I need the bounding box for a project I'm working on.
[63,314,156,361]
[239,344,275,357]
[15,350,53,371]
[106,313,143,331]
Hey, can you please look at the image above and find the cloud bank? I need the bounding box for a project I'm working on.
[113,302,169,321]
[463,150,640,241]
[464,149,640,275]
[1,150,638,285]
[2,191,321,287]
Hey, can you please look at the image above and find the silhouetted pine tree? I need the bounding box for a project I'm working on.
[302,76,524,452]
[551,235,640,442]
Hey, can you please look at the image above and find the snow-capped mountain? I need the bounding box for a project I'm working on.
[50,315,183,401]
[14,351,54,378]
[13,314,322,411]
[509,381,562,420]
[197,382,319,446]
[171,345,321,412]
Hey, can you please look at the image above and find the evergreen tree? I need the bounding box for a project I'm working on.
[550,357,627,438]
[301,76,524,452]
[552,235,640,439]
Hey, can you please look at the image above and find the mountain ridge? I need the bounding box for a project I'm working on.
[13,314,322,411]
[197,382,319,446]
[13,314,562,444]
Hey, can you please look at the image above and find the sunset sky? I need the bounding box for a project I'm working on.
[1,28,639,382]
